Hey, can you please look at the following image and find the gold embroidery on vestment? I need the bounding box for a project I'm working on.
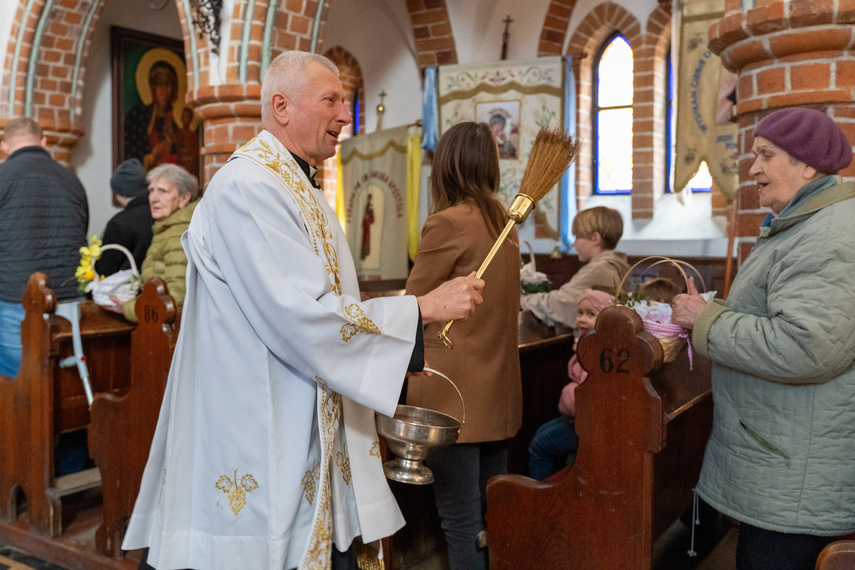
[369,441,381,458]
[301,460,321,506]
[336,442,352,485]
[215,469,259,517]
[302,384,342,568]
[233,135,342,295]
[341,304,383,342]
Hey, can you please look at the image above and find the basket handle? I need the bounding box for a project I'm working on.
[421,367,466,426]
[96,244,140,280]
[616,255,706,298]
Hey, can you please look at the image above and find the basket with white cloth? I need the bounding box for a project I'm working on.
[616,256,716,365]
[86,243,141,307]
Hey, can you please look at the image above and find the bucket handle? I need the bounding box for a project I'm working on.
[422,367,466,426]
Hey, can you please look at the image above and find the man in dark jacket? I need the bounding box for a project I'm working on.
[95,158,154,277]
[0,117,88,377]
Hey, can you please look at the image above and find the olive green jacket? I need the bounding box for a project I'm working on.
[123,199,199,321]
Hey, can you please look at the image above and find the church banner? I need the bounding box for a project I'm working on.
[438,56,565,238]
[340,126,410,280]
[674,0,739,198]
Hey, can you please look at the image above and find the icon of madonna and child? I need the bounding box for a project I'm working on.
[123,47,199,176]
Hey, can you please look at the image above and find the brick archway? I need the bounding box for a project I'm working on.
[567,2,642,207]
[537,0,579,57]
[317,45,365,205]
[405,0,458,76]
[630,3,671,218]
[1,0,196,165]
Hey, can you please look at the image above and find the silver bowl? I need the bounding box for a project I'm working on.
[375,369,465,485]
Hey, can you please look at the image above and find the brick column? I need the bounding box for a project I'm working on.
[709,0,855,263]
[188,84,262,186]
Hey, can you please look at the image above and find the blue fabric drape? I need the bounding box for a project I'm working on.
[561,56,578,248]
[422,66,439,151]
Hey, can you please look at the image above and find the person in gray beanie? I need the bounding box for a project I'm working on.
[672,106,855,570]
[95,158,154,277]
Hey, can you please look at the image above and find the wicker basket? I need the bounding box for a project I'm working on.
[616,256,705,364]
[88,244,141,307]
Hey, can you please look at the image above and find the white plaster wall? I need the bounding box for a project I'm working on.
[70,1,182,239]
[324,0,422,133]
[446,0,548,63]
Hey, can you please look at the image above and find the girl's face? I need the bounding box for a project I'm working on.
[576,298,598,335]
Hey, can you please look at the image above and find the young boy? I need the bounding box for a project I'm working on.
[520,206,629,330]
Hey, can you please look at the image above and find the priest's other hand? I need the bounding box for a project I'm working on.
[417,272,484,324]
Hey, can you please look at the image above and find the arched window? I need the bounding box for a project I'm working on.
[593,34,633,194]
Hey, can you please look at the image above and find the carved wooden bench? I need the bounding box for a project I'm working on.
[486,305,713,569]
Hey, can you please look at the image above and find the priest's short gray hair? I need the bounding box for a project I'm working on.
[261,51,339,124]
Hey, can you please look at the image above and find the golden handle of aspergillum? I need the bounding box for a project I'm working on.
[437,193,536,349]
[507,194,535,224]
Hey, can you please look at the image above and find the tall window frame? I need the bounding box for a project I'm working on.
[593,32,634,195]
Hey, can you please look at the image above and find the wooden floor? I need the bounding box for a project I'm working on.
[0,493,739,570]
[0,488,140,570]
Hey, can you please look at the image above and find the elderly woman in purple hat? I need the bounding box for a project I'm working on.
[672,107,855,570]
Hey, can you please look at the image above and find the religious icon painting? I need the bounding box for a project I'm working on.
[111,26,201,178]
[476,100,521,161]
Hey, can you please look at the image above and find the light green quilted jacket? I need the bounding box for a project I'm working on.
[692,177,855,535]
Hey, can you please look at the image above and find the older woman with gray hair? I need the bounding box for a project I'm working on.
[672,107,855,570]
[106,163,199,321]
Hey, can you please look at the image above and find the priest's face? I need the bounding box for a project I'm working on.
[283,61,351,166]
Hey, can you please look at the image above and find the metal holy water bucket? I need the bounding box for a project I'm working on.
[374,368,466,485]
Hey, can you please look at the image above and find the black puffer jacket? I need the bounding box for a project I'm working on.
[95,193,154,277]
[0,146,89,302]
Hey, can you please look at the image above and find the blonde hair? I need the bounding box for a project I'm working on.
[572,206,624,250]
[638,277,680,304]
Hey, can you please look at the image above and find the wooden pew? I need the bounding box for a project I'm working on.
[88,277,178,557]
[0,273,134,538]
[486,305,713,569]
[817,540,855,570]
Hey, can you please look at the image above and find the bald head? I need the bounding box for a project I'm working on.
[2,117,46,155]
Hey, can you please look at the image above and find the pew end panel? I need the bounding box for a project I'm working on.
[88,278,178,558]
[486,306,713,570]
[816,539,855,570]
[0,274,60,535]
[0,272,136,539]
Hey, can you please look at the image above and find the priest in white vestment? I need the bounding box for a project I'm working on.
[122,51,484,570]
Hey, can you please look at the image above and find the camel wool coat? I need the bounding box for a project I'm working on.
[405,201,522,443]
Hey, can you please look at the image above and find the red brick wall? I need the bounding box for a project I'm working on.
[631,4,671,219]
[406,0,458,75]
[538,0,579,56]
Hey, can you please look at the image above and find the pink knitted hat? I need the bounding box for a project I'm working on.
[754,107,853,174]
[579,289,614,314]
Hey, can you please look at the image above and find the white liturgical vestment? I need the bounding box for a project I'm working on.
[123,131,414,569]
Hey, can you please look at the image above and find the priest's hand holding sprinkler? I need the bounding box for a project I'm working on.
[437,126,578,348]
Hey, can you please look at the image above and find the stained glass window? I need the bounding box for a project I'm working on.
[594,34,633,194]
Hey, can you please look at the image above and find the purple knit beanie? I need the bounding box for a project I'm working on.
[754,107,853,173]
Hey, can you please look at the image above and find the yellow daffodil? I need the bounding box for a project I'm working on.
[76,235,104,286]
